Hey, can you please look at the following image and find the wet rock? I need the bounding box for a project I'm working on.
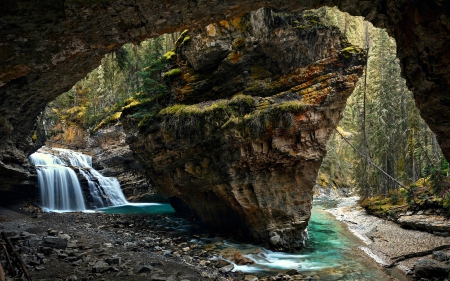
[219,264,234,273]
[105,256,121,265]
[414,258,450,279]
[215,259,232,268]
[285,269,299,275]
[234,252,254,265]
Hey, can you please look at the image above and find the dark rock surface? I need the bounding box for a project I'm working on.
[123,10,365,250]
[0,205,308,281]
[86,126,157,202]
[414,258,450,279]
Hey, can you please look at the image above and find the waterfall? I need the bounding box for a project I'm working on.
[29,147,128,211]
[29,152,86,212]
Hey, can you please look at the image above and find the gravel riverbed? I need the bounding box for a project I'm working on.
[328,197,450,277]
[0,204,312,281]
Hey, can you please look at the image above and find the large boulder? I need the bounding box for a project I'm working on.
[415,258,450,279]
[123,9,365,250]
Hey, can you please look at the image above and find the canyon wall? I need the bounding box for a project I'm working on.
[1,0,449,194]
[0,0,449,247]
[123,10,365,250]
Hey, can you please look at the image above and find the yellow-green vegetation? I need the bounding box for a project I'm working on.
[66,106,87,124]
[92,112,121,133]
[174,29,190,49]
[163,68,182,79]
[182,36,191,45]
[340,46,365,59]
[294,10,328,30]
[121,96,154,113]
[163,50,176,61]
[159,100,228,117]
[277,100,307,112]
[360,190,408,217]
[158,100,230,139]
[361,176,450,217]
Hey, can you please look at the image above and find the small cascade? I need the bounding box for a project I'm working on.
[29,147,128,211]
[29,152,86,212]
[54,148,128,209]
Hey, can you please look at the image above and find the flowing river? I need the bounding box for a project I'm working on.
[100,200,398,281]
[29,148,400,280]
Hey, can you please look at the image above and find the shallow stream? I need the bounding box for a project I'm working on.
[99,199,396,280]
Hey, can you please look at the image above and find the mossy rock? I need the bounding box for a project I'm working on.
[163,50,177,61]
[340,46,364,59]
[92,111,122,133]
[174,29,190,49]
[163,68,182,79]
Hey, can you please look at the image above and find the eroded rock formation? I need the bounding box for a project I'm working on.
[1,0,450,198]
[123,10,365,250]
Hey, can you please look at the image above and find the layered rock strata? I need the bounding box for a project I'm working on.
[123,10,365,250]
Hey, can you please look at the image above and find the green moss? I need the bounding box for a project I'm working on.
[174,29,190,49]
[92,111,122,133]
[163,50,176,61]
[182,36,191,45]
[158,104,187,115]
[159,100,228,117]
[138,113,155,129]
[276,100,307,112]
[163,68,182,79]
[340,46,364,58]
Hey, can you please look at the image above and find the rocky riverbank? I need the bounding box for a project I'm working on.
[328,197,450,280]
[0,204,314,281]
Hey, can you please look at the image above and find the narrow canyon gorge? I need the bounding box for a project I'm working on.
[1,0,450,253]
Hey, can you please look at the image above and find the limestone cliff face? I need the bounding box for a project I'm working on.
[123,10,365,250]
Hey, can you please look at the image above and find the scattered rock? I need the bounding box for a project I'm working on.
[137,265,154,273]
[219,264,234,273]
[234,252,254,265]
[93,260,110,273]
[414,258,450,279]
[432,251,449,262]
[42,236,68,249]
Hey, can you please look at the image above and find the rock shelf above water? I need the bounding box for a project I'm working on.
[123,10,366,251]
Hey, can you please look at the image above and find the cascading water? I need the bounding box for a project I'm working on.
[54,148,128,208]
[29,151,86,212]
[29,147,128,211]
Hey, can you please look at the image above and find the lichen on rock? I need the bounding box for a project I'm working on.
[122,8,366,251]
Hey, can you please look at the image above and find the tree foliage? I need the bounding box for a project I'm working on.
[44,33,178,134]
[316,7,448,201]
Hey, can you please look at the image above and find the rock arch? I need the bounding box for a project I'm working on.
[0,0,449,204]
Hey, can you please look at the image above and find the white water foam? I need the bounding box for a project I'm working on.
[29,147,128,211]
